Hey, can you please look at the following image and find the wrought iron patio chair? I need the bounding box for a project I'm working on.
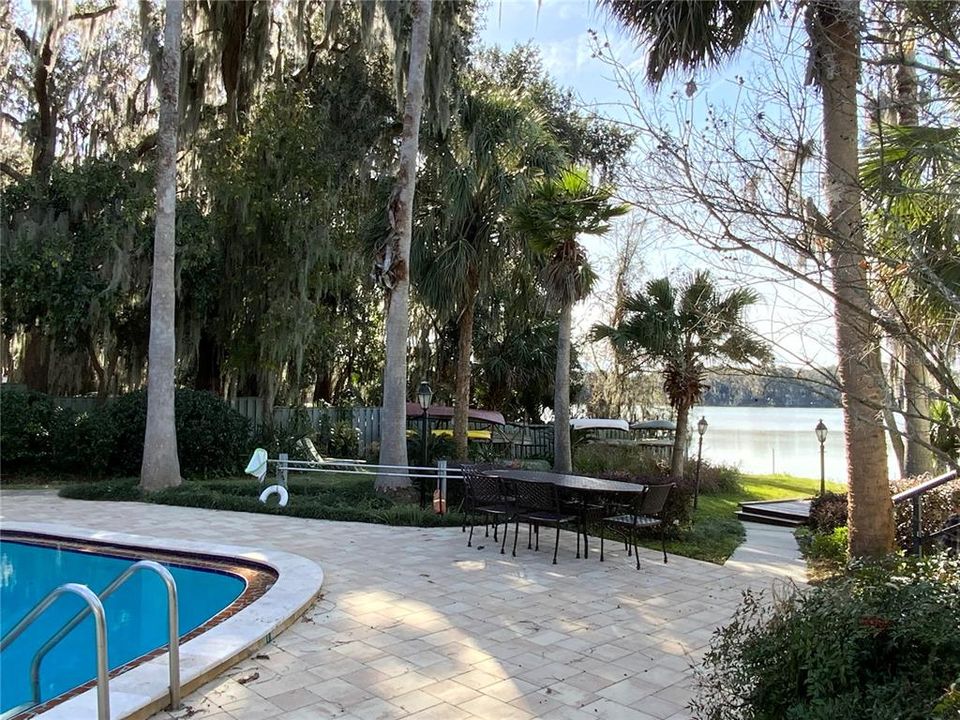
[600,483,673,570]
[462,466,513,548]
[511,480,581,564]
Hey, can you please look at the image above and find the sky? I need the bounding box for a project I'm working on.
[475,0,840,369]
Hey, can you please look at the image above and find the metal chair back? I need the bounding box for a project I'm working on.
[514,480,560,513]
[637,483,673,517]
[463,467,502,508]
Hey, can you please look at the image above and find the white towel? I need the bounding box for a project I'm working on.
[244,448,268,482]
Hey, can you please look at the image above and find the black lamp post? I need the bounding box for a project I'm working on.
[815,419,828,495]
[417,380,433,467]
[694,416,708,510]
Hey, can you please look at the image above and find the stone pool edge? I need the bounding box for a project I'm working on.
[1,521,325,720]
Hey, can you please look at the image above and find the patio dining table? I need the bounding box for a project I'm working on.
[488,469,648,558]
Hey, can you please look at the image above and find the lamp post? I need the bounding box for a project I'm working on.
[694,416,708,511]
[815,419,828,495]
[417,380,433,467]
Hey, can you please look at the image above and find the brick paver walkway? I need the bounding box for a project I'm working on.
[1,492,804,720]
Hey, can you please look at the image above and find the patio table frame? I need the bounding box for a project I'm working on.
[488,469,647,559]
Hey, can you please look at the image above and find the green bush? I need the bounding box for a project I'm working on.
[808,491,848,533]
[2,388,249,479]
[805,525,849,563]
[0,388,70,471]
[574,442,741,494]
[693,555,960,720]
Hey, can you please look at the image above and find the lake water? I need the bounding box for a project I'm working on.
[692,405,879,483]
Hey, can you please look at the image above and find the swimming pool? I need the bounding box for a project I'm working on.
[0,538,245,715]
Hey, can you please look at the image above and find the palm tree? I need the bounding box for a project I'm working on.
[594,272,771,477]
[141,0,183,492]
[376,0,433,487]
[513,168,628,473]
[414,81,562,460]
[601,0,897,557]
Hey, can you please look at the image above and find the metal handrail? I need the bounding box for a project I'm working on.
[891,469,959,555]
[891,469,958,503]
[28,560,181,712]
[0,583,110,720]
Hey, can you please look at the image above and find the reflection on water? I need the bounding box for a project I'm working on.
[691,406,894,484]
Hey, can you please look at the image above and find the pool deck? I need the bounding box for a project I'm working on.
[1,491,805,720]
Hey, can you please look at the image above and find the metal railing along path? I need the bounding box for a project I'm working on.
[0,583,110,720]
[892,468,959,555]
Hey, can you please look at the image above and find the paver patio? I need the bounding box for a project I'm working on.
[0,491,805,720]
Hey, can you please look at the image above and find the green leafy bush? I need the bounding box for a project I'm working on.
[808,491,848,533]
[0,388,70,471]
[574,442,741,494]
[803,526,848,564]
[2,389,249,479]
[693,555,960,720]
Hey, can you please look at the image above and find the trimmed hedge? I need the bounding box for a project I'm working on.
[1,388,249,479]
[58,475,467,528]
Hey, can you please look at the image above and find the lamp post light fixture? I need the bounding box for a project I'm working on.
[417,380,433,468]
[694,416,708,511]
[815,419,828,495]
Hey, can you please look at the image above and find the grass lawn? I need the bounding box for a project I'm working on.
[652,473,845,564]
[50,471,843,565]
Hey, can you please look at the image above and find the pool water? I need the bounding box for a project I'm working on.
[0,539,245,713]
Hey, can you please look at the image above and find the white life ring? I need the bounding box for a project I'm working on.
[259,484,289,507]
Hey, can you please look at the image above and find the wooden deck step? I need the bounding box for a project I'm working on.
[736,498,810,527]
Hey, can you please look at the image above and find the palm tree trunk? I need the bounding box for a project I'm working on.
[893,23,934,478]
[881,359,905,477]
[903,346,934,475]
[141,0,183,492]
[453,283,478,461]
[670,403,689,478]
[817,0,893,556]
[377,0,432,489]
[553,302,573,473]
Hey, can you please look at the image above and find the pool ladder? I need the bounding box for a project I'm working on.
[0,560,181,720]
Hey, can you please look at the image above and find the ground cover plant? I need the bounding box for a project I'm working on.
[59,473,468,528]
[693,555,960,720]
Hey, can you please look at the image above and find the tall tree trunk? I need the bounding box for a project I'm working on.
[453,281,478,461]
[893,24,935,477]
[141,0,183,492]
[882,359,905,477]
[376,0,432,489]
[553,302,573,473]
[670,403,689,478]
[903,347,934,475]
[817,0,893,556]
[30,29,57,183]
[22,329,50,392]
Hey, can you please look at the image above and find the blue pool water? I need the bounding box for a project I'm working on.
[0,539,245,713]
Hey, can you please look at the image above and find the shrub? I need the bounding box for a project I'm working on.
[806,526,848,564]
[574,443,741,495]
[3,389,249,479]
[808,491,848,533]
[891,475,960,552]
[0,388,70,471]
[693,555,960,720]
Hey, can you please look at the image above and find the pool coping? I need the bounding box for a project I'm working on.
[1,521,325,720]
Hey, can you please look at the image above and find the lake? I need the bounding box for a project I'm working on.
[691,405,899,483]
